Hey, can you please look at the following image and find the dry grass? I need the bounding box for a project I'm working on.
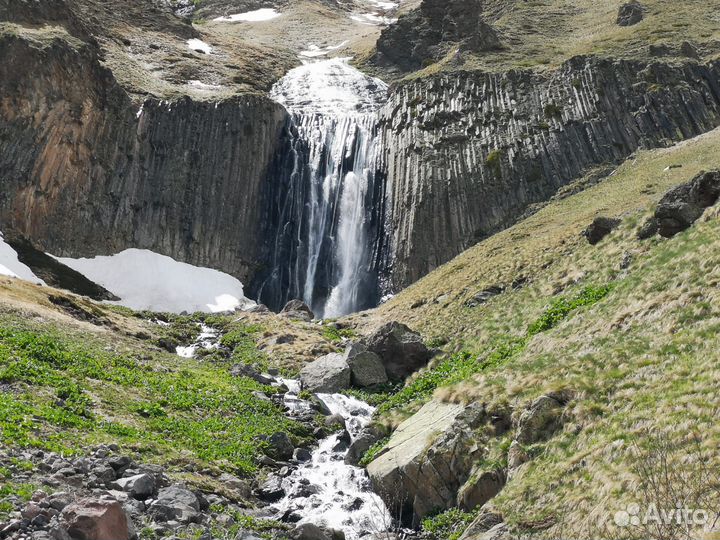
[348,127,720,538]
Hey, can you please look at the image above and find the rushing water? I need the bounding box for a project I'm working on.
[273,389,392,538]
[255,59,388,318]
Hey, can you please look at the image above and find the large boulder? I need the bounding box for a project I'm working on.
[299,353,351,393]
[364,322,431,381]
[281,300,315,321]
[653,170,720,238]
[61,499,132,540]
[111,474,155,500]
[457,469,506,511]
[616,1,644,26]
[582,216,621,245]
[367,401,486,525]
[344,343,388,387]
[147,486,200,524]
[265,432,295,461]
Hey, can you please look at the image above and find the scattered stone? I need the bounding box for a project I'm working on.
[281,300,315,322]
[582,216,621,245]
[111,474,155,500]
[147,486,200,524]
[266,432,295,461]
[363,322,431,380]
[616,1,644,26]
[293,448,312,462]
[299,354,351,393]
[344,343,388,388]
[465,286,503,308]
[61,498,132,540]
[254,476,285,503]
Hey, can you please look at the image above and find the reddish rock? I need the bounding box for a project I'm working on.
[61,498,131,540]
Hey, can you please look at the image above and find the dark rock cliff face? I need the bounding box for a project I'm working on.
[378,57,720,291]
[0,32,288,283]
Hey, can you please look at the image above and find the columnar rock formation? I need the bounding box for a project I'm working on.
[378,57,720,291]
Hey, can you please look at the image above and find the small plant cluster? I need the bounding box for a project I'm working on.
[421,507,479,540]
[359,437,390,467]
[377,284,613,413]
[322,325,357,343]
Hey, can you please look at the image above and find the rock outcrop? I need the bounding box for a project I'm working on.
[367,401,485,525]
[640,170,720,238]
[582,217,621,245]
[379,58,720,292]
[0,30,289,286]
[363,322,432,380]
[617,1,644,26]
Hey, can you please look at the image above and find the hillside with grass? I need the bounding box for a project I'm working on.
[350,127,720,539]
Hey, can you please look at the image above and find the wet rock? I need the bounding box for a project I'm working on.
[147,486,200,524]
[111,474,155,500]
[281,300,315,322]
[616,1,644,26]
[515,395,565,445]
[293,448,312,462]
[61,498,132,540]
[230,364,274,385]
[582,217,621,245]
[364,322,431,381]
[290,523,330,540]
[324,414,346,429]
[266,432,295,461]
[254,476,285,503]
[457,470,506,511]
[344,343,388,388]
[345,425,386,466]
[299,354,351,393]
[653,170,720,238]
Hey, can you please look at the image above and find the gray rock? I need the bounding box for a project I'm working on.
[345,425,386,466]
[345,343,388,387]
[583,216,621,245]
[324,414,346,429]
[111,474,155,500]
[364,322,431,380]
[458,510,505,540]
[230,364,274,385]
[290,523,330,540]
[465,286,503,308]
[653,170,720,238]
[61,498,132,540]
[281,300,315,321]
[266,432,295,461]
[147,486,200,524]
[457,469,506,511]
[617,1,644,26]
[299,354,351,393]
[515,395,565,445]
[507,441,529,471]
[293,448,312,462]
[254,476,285,503]
[367,401,487,524]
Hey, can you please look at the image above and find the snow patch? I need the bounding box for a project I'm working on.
[351,13,398,25]
[299,41,349,59]
[54,248,254,314]
[0,232,44,285]
[187,38,212,54]
[213,8,280,22]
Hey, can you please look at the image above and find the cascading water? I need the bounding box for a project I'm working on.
[253,58,389,318]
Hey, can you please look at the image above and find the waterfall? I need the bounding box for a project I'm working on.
[254,59,388,318]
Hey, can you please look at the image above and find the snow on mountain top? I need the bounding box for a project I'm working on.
[0,232,44,285]
[213,9,280,22]
[55,248,254,314]
[270,57,388,116]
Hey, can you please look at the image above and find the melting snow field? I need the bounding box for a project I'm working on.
[0,232,44,284]
[213,8,280,22]
[187,38,212,54]
[55,248,253,314]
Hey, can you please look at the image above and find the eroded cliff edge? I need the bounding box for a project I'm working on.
[0,29,289,283]
[379,57,720,291]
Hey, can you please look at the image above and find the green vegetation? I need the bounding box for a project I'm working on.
[543,102,563,120]
[0,315,303,474]
[421,507,479,540]
[359,437,390,467]
[377,284,612,413]
[485,149,503,175]
[322,325,357,343]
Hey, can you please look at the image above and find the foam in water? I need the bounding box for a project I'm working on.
[273,392,392,537]
[260,59,388,318]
